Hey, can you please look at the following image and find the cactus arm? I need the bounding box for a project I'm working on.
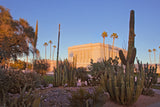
[129,48,136,64]
[119,50,127,65]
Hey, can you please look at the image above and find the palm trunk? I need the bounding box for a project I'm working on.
[149,53,152,64]
[103,37,105,60]
[45,46,47,60]
[112,38,115,58]
[154,52,156,64]
[159,53,160,64]
[50,44,51,60]
[53,48,55,60]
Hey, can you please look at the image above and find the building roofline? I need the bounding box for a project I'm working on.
[68,43,125,50]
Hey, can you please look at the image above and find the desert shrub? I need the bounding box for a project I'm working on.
[89,57,119,86]
[10,60,26,70]
[34,59,50,75]
[69,87,107,107]
[0,84,41,107]
[76,67,89,81]
[0,69,42,94]
[142,64,157,96]
[43,75,54,84]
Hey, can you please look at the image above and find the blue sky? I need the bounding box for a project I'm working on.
[1,0,160,64]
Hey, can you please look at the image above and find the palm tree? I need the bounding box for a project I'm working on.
[148,49,152,64]
[53,45,56,60]
[49,40,53,60]
[110,33,118,58]
[43,42,48,60]
[101,31,108,60]
[153,48,156,64]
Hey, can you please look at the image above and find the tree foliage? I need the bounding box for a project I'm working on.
[0,5,35,63]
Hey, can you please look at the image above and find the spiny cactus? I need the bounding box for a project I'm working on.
[100,59,144,105]
[53,59,76,87]
[100,10,145,105]
[119,10,136,65]
[142,63,157,96]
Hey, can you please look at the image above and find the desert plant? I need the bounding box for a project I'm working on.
[76,67,89,81]
[43,75,54,84]
[100,10,145,105]
[0,69,42,94]
[53,59,76,87]
[69,87,107,107]
[56,24,61,85]
[100,58,144,105]
[0,84,41,107]
[34,59,50,75]
[142,63,157,96]
[10,60,26,70]
[89,57,119,86]
[69,88,91,107]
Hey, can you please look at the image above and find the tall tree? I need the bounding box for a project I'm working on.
[53,45,56,60]
[0,6,35,65]
[49,40,53,60]
[153,48,156,64]
[101,31,108,60]
[148,49,152,64]
[43,42,48,60]
[110,33,118,58]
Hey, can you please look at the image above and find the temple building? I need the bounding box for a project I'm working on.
[68,43,127,68]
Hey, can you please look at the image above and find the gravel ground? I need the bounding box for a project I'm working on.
[36,87,160,107]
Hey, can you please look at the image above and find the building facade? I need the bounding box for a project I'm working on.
[68,43,127,68]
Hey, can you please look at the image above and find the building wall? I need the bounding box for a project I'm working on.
[68,43,127,68]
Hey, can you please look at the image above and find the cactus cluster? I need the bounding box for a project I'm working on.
[142,63,157,96]
[100,10,145,105]
[53,59,76,87]
[144,64,157,88]
[101,59,144,105]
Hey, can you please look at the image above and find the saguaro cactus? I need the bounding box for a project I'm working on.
[119,10,136,65]
[100,10,145,105]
